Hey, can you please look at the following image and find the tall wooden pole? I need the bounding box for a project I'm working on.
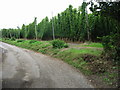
[35,17,37,40]
[52,12,55,40]
[85,6,90,41]
[25,26,27,39]
[17,26,20,39]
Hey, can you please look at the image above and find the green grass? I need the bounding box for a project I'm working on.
[2,39,52,54]
[64,48,102,56]
[55,48,102,75]
[0,38,2,41]
[76,43,103,48]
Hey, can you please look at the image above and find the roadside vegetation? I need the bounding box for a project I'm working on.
[0,0,119,89]
[1,38,118,88]
[75,43,103,48]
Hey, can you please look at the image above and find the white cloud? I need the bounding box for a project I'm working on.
[0,0,83,29]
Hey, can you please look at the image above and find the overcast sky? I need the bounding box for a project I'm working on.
[0,0,84,29]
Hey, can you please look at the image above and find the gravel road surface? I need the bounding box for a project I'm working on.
[0,42,94,88]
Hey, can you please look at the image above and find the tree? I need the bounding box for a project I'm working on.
[34,17,38,40]
[79,2,87,41]
[21,24,26,38]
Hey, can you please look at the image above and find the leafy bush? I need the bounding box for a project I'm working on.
[51,39,66,49]
[29,40,37,44]
[11,37,16,41]
[17,39,25,42]
[38,49,46,54]
[102,36,112,51]
[64,43,69,48]
[4,38,10,40]
[102,33,120,62]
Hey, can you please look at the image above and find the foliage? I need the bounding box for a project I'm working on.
[102,33,120,62]
[89,1,120,63]
[29,40,37,44]
[17,39,25,42]
[0,38,2,41]
[2,2,119,42]
[1,1,120,65]
[64,43,69,48]
[11,37,16,41]
[51,39,66,49]
[92,1,120,22]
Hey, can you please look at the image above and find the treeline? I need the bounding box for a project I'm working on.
[1,1,120,42]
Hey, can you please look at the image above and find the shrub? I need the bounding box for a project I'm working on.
[64,43,69,48]
[51,39,65,49]
[4,38,10,40]
[38,49,46,54]
[17,39,25,42]
[29,40,37,44]
[102,33,120,62]
[11,37,16,41]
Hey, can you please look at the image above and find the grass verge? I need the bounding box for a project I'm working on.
[75,42,103,48]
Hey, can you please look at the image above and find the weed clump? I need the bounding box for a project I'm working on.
[11,37,16,41]
[51,39,68,49]
[64,43,69,48]
[17,39,25,42]
[29,40,37,44]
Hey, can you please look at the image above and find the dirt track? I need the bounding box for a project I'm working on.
[0,42,94,88]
